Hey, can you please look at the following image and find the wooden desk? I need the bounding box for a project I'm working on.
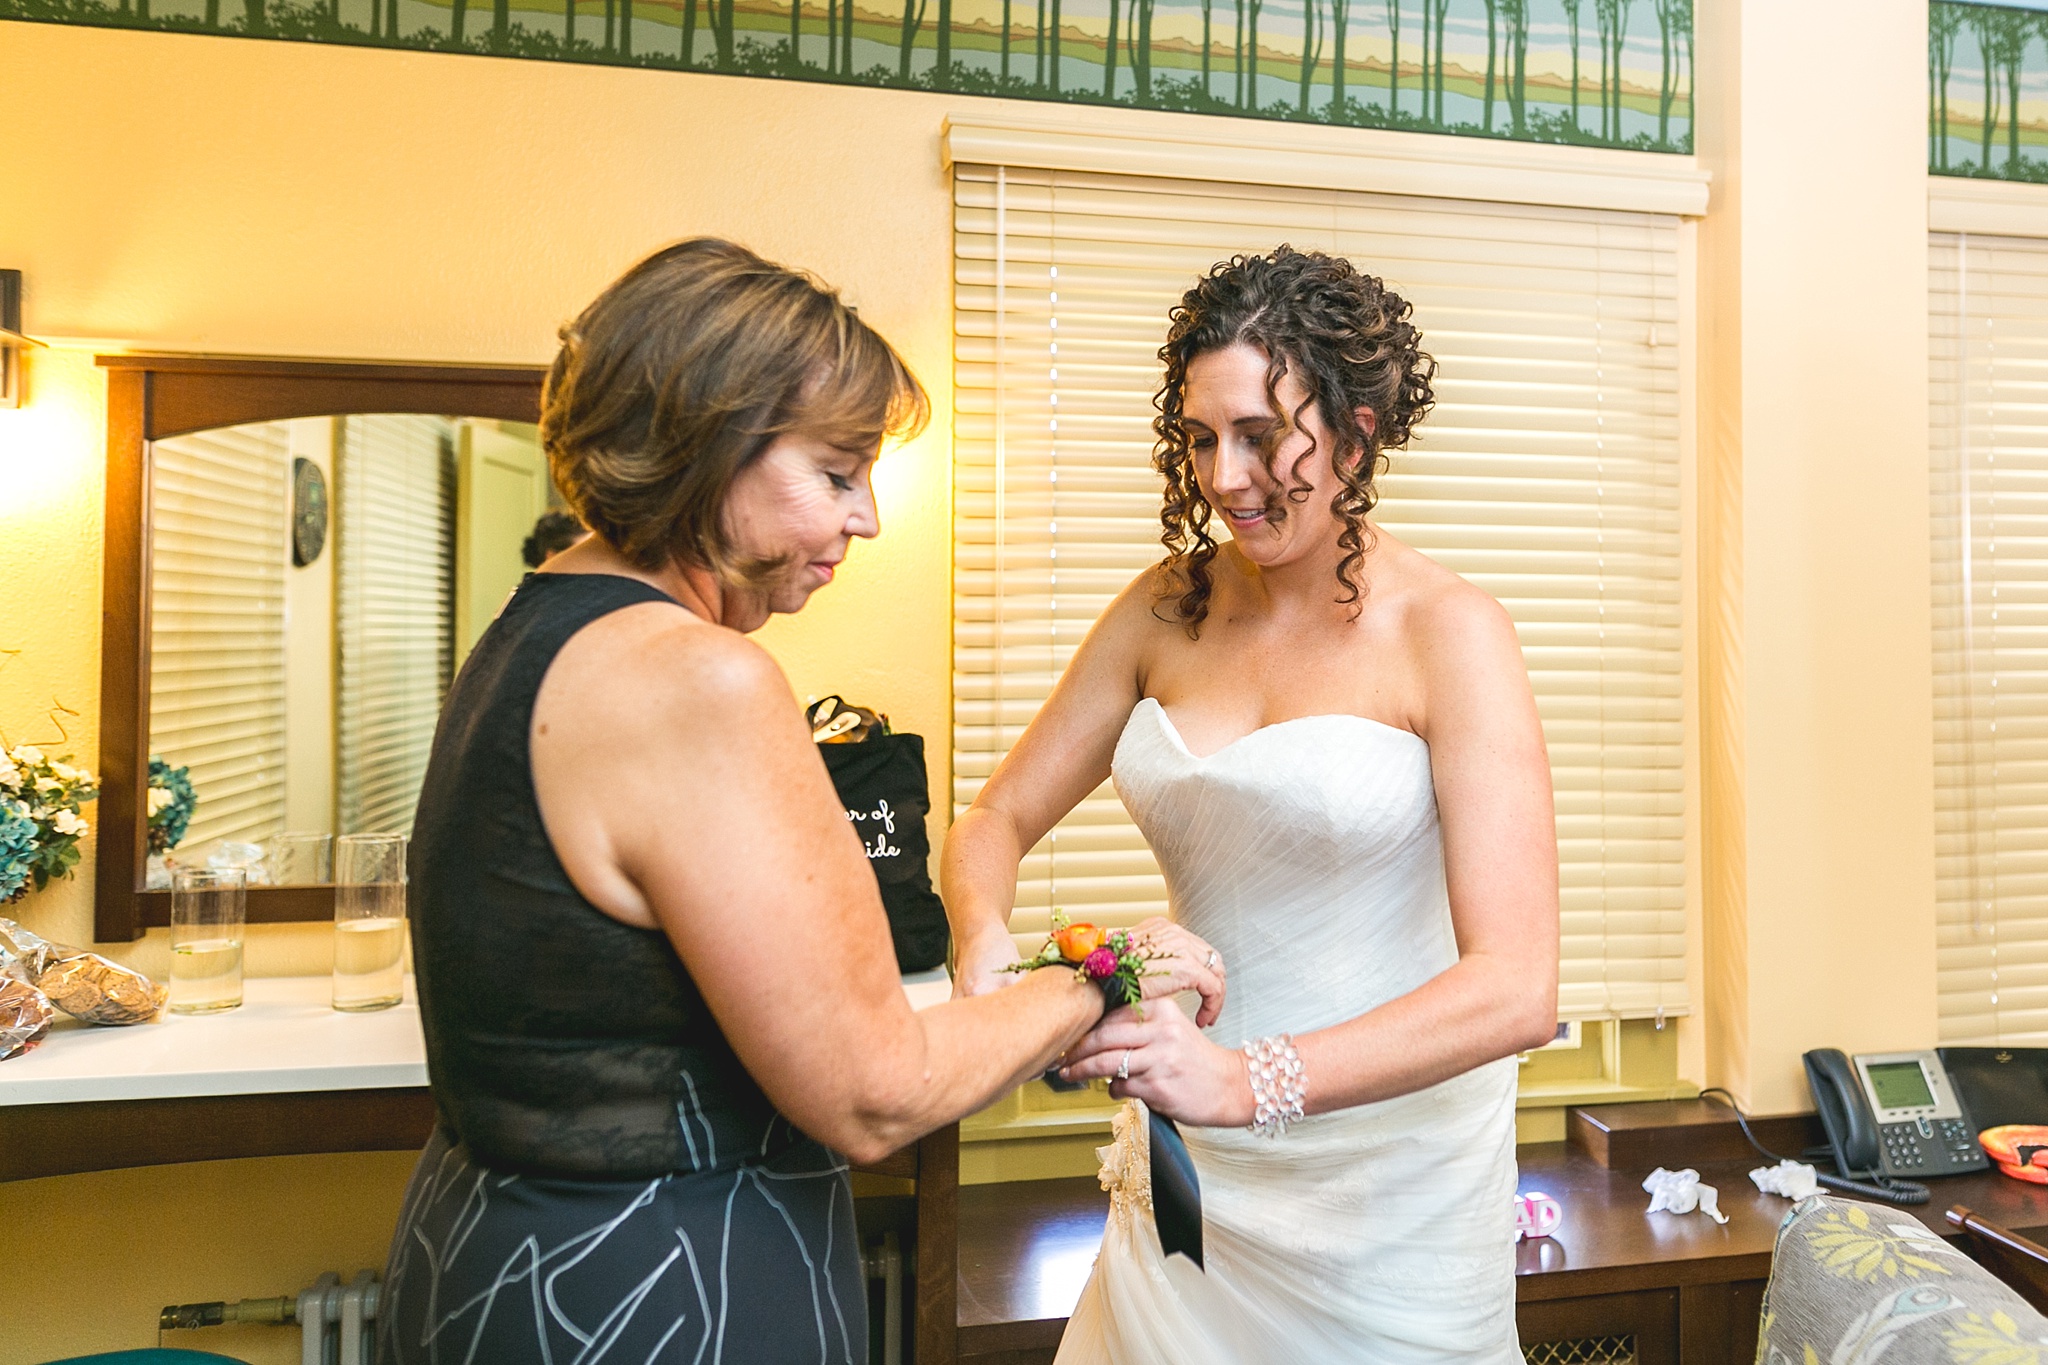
[951,1109,2048,1365]
[951,1151,1782,1365]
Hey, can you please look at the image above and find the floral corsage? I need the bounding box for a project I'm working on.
[1002,909,1165,1014]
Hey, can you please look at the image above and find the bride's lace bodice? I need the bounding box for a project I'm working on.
[1112,697,1459,1048]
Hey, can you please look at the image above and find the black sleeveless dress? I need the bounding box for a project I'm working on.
[376,572,866,1365]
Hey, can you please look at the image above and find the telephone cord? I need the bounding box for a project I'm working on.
[1696,1087,1930,1207]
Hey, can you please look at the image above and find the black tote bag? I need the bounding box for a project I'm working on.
[818,730,951,973]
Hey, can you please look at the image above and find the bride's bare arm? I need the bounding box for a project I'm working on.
[535,607,1109,1164]
[1060,585,1558,1123]
[940,576,1159,996]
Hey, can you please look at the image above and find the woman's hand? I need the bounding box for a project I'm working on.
[1057,1001,1255,1128]
[953,930,1021,999]
[1127,917,1227,1026]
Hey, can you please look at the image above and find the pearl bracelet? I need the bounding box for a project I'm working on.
[1243,1034,1307,1137]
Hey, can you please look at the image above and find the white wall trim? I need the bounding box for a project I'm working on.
[1929,174,2048,237]
[943,114,1712,218]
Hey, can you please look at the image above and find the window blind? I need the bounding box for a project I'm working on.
[147,422,292,850]
[954,166,1688,1022]
[336,414,456,836]
[1932,230,2048,1046]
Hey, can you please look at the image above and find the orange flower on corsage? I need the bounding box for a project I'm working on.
[1003,909,1166,1013]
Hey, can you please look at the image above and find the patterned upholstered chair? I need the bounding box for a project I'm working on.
[1756,1195,2048,1364]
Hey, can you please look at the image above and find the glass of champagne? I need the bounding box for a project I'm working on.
[169,867,246,1014]
[269,831,332,886]
[333,833,406,1013]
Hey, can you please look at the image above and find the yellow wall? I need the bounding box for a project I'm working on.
[1,18,990,977]
[0,1152,416,1365]
[1695,0,1940,1115]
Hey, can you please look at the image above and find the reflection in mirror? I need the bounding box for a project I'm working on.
[145,415,558,887]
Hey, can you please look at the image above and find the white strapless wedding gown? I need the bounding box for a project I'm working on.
[1054,698,1521,1364]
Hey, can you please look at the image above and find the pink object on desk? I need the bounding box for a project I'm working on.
[1515,1190,1563,1242]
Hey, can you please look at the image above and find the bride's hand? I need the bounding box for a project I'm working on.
[1057,1001,1256,1128]
[1127,917,1227,1027]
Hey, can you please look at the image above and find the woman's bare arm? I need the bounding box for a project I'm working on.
[1290,586,1560,1106]
[940,575,1159,996]
[1059,585,1558,1120]
[532,603,1214,1163]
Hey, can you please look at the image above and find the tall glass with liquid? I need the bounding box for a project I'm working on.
[333,833,407,1012]
[169,867,246,1014]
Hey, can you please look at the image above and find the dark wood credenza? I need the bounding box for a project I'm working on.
[954,1099,2048,1365]
[18,1084,2048,1364]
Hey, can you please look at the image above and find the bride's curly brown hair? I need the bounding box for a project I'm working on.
[1153,246,1436,633]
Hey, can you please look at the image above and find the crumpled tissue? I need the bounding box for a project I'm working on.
[1749,1158,1820,1201]
[1642,1167,1728,1224]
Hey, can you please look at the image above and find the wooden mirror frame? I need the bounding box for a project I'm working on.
[95,355,547,942]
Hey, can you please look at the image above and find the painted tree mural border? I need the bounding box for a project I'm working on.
[1934,1,2048,182]
[4,0,1692,151]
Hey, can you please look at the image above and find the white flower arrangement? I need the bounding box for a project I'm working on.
[0,743,98,904]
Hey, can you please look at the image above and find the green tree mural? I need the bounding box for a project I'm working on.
[1594,0,1632,144]
[1927,2,2048,184]
[1381,0,1398,117]
[9,0,1692,151]
[1561,0,1583,132]
[1503,0,1529,136]
[1972,6,2003,167]
[1654,0,1687,146]
[1481,0,1497,132]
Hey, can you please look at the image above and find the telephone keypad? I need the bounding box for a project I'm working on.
[1880,1117,1987,1176]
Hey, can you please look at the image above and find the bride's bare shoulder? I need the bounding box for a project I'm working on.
[1373,532,1520,674]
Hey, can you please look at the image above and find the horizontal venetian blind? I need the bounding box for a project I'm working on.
[336,414,456,837]
[148,421,291,851]
[955,165,1687,1022]
[1932,231,2048,1045]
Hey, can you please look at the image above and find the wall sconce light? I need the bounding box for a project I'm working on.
[1,270,47,409]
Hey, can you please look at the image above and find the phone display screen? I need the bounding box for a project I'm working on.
[1867,1060,1936,1110]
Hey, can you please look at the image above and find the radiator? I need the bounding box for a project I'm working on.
[161,1269,377,1365]
[162,1237,906,1363]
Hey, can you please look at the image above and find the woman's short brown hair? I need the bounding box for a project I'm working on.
[541,238,929,579]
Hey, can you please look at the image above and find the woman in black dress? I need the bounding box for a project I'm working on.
[374,239,1223,1365]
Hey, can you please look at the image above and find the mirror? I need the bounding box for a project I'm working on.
[95,355,548,939]
[142,414,569,889]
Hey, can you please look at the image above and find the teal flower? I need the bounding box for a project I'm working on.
[0,799,36,903]
[146,757,196,853]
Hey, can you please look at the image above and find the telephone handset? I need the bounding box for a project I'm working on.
[1803,1048,1988,1205]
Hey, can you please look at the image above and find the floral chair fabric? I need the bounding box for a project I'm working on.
[1756,1195,2048,1364]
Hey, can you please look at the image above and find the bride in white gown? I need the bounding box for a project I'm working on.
[942,247,1560,1363]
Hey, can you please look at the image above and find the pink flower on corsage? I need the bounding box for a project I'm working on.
[998,909,1168,1017]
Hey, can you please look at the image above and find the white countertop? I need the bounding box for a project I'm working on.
[0,969,954,1107]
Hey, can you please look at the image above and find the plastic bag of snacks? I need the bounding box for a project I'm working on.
[0,917,164,1026]
[37,953,166,1025]
[0,916,55,981]
[0,978,53,1061]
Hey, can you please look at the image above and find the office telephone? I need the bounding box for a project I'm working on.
[1803,1048,1988,1204]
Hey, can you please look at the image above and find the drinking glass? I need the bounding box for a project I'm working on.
[333,833,407,1012]
[269,831,332,886]
[169,867,246,1014]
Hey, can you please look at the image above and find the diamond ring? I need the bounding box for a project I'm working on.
[1117,1051,1131,1081]
[1205,950,1219,970]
